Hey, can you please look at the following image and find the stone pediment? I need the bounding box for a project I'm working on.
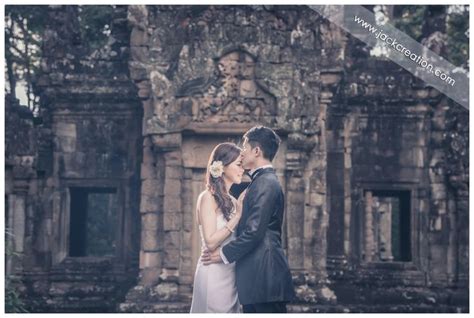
[176,50,277,126]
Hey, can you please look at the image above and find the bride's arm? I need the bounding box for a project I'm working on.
[199,192,241,252]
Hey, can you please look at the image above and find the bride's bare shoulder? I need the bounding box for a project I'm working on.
[198,189,211,198]
[197,190,214,205]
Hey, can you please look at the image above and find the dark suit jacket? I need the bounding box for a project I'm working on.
[222,168,295,305]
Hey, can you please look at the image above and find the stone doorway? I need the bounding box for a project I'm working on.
[181,134,251,288]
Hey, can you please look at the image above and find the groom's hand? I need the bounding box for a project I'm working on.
[201,247,223,265]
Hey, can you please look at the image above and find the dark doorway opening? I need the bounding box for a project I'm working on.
[69,187,118,257]
[364,189,411,262]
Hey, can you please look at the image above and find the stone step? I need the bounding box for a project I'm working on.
[48,274,129,283]
[45,297,118,313]
[49,281,118,297]
[330,285,469,307]
[288,303,468,313]
[118,301,190,313]
[117,301,469,313]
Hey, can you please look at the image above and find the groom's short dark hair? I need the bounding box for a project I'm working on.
[243,126,281,161]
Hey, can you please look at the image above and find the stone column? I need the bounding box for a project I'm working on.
[121,133,183,312]
[364,191,374,262]
[286,165,305,271]
[5,163,14,276]
[428,97,452,286]
[178,167,195,299]
[6,193,27,274]
[156,133,183,301]
[377,198,393,261]
[138,136,163,286]
[287,127,336,304]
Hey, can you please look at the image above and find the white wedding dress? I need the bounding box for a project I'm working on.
[190,212,241,313]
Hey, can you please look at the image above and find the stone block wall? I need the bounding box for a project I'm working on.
[5,95,40,277]
[325,53,468,311]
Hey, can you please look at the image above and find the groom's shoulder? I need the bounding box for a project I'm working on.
[252,170,281,189]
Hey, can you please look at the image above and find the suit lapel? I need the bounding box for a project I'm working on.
[247,167,275,187]
[237,168,275,234]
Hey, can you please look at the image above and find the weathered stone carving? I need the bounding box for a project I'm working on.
[176,50,277,124]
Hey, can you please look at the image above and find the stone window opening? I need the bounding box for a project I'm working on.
[362,189,411,263]
[68,187,118,258]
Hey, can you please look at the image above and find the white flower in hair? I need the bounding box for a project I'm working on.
[209,160,224,178]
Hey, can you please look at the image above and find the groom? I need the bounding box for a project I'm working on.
[202,126,295,313]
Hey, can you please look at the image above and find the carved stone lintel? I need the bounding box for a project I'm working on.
[175,49,277,125]
[151,133,182,152]
[288,133,318,151]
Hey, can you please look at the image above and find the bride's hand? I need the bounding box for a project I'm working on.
[235,190,247,218]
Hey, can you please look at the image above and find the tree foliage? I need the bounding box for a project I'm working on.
[446,5,469,69]
[5,5,48,114]
[78,5,116,50]
[392,5,427,41]
[5,5,116,115]
[390,5,469,69]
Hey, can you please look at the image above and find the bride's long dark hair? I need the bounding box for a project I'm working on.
[206,142,241,221]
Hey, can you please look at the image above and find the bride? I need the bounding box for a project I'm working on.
[190,142,245,313]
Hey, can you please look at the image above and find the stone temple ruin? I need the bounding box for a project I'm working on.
[5,5,468,313]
